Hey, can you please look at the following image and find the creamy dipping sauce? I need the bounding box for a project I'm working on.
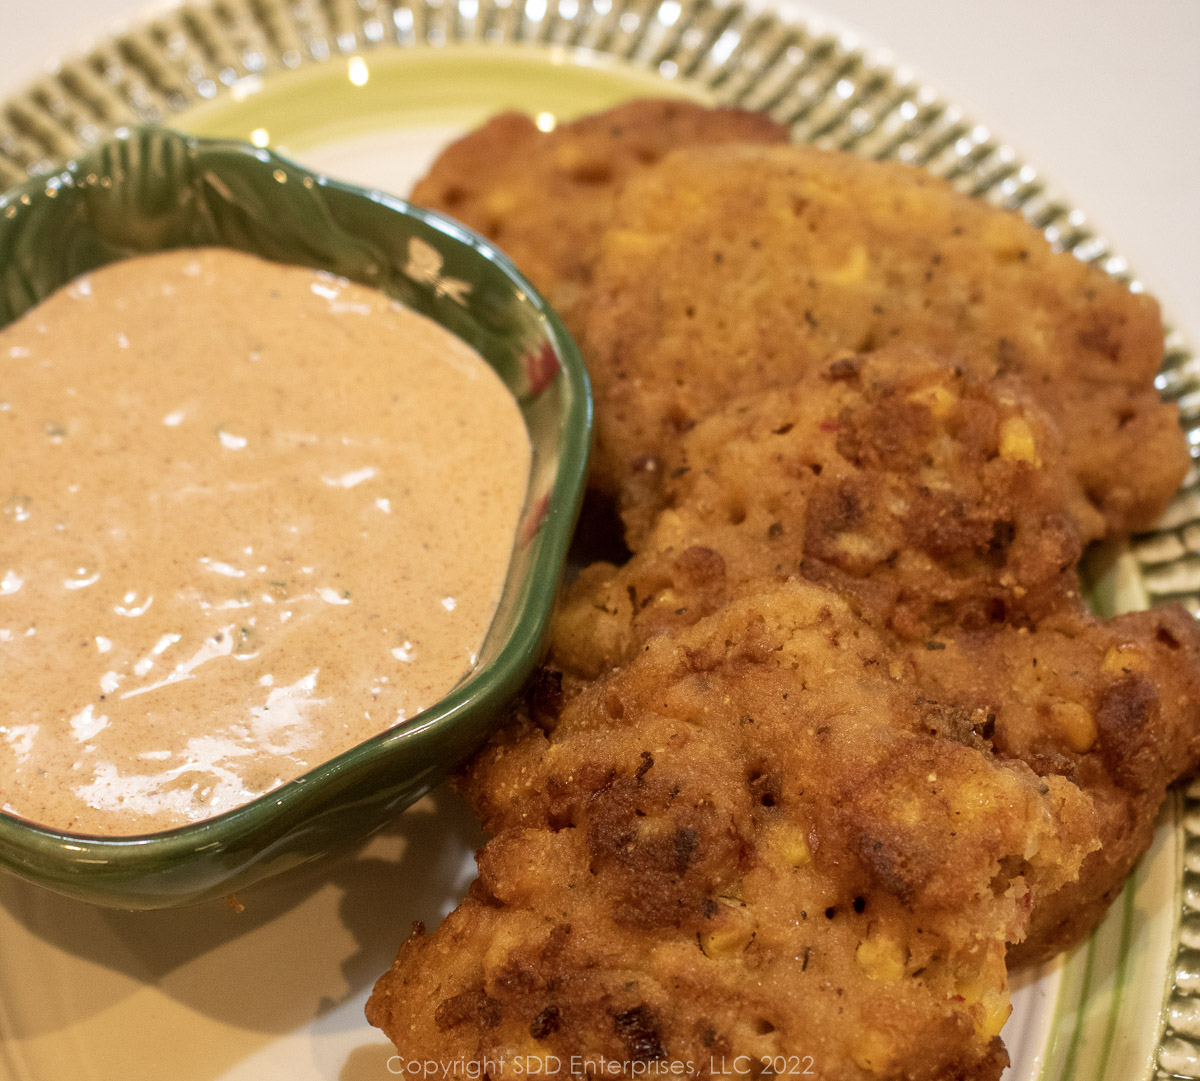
[0,248,531,835]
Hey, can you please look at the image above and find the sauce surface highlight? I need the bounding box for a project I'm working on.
[0,248,531,835]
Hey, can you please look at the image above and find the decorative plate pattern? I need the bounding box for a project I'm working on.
[2,0,1199,1076]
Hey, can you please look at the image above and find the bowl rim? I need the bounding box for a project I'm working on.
[0,125,592,863]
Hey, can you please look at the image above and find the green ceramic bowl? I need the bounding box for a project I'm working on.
[0,126,591,909]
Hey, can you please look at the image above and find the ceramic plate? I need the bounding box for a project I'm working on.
[2,0,1199,1077]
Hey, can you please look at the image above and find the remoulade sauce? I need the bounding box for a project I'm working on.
[0,248,531,835]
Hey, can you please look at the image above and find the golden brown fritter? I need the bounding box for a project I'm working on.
[905,600,1200,964]
[553,349,1103,680]
[580,143,1186,532]
[369,582,1098,1080]
[409,100,788,328]
[377,105,1200,1078]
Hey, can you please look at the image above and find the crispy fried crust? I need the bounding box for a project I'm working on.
[553,349,1103,680]
[409,100,788,328]
[579,144,1185,532]
[378,104,1200,1074]
[369,582,1099,1080]
[906,601,1200,963]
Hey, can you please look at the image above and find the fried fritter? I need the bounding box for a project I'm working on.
[547,340,1200,960]
[580,143,1186,532]
[369,582,1098,1080]
[409,100,787,328]
[553,349,1103,680]
[378,104,1200,1078]
[905,600,1200,964]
